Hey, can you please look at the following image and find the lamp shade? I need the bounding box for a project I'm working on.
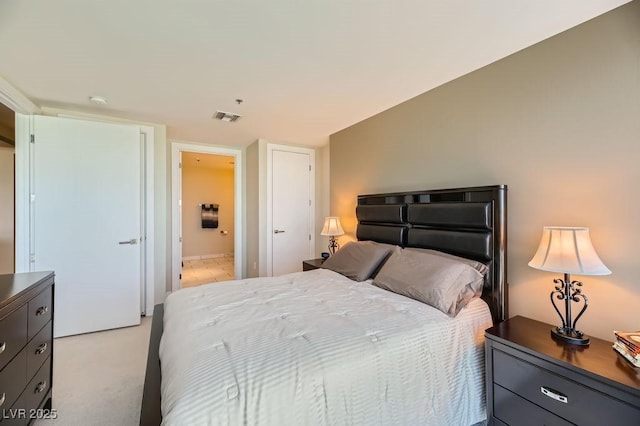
[528,226,611,276]
[320,217,344,237]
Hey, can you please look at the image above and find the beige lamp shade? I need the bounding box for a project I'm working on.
[320,217,344,237]
[528,226,611,276]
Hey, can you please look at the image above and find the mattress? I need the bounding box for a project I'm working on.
[159,268,493,425]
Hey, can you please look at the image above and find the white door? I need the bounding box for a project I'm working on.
[270,147,313,276]
[33,115,141,337]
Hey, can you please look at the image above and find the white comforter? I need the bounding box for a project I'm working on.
[159,268,492,426]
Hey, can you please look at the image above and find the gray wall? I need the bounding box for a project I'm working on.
[330,2,640,340]
[245,141,260,278]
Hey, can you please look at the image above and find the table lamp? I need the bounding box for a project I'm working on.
[320,217,344,255]
[528,226,611,346]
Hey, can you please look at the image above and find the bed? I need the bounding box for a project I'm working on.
[140,185,508,425]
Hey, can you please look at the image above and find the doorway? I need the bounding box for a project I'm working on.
[171,142,243,292]
[180,152,235,287]
[0,102,15,274]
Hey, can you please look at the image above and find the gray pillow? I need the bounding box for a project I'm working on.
[320,241,392,281]
[372,249,484,316]
[404,247,489,276]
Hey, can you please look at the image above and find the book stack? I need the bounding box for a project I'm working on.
[613,330,640,367]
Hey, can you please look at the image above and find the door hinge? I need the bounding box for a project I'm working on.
[179,162,182,168]
[30,134,35,143]
[309,165,311,171]
[179,273,182,280]
[309,234,311,241]
[309,200,311,206]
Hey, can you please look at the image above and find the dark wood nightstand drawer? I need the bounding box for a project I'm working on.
[0,305,28,372]
[493,384,572,426]
[493,348,640,425]
[27,287,52,340]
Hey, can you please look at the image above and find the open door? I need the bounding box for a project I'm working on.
[32,115,142,337]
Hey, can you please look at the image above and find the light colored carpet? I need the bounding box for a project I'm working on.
[34,317,152,426]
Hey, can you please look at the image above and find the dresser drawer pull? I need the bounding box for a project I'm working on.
[0,341,5,355]
[36,306,49,316]
[34,381,47,394]
[541,386,568,403]
[35,342,48,355]
[0,392,5,407]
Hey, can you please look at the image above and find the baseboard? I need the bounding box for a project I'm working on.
[182,253,233,261]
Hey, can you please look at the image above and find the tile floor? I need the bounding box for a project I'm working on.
[181,256,235,288]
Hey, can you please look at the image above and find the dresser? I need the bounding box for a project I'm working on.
[0,272,54,425]
[485,316,640,426]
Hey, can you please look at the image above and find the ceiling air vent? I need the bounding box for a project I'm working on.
[213,111,242,122]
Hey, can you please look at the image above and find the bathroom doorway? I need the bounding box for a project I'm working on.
[180,151,236,287]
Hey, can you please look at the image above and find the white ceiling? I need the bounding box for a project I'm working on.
[0,0,630,148]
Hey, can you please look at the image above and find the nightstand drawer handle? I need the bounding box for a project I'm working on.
[541,386,568,404]
[0,392,5,407]
[0,341,5,355]
[36,306,48,316]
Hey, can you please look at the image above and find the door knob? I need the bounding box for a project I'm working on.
[118,239,138,245]
[274,230,285,234]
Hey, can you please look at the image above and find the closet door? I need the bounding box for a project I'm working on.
[268,144,314,276]
[32,115,141,337]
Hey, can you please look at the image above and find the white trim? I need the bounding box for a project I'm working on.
[0,77,40,115]
[14,113,31,272]
[140,127,155,316]
[266,143,315,277]
[171,142,244,292]
[182,253,232,261]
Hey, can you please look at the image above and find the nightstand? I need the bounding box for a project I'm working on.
[302,258,325,271]
[485,316,640,425]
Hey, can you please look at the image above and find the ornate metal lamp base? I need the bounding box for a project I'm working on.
[551,327,590,346]
[328,236,340,255]
[549,273,591,346]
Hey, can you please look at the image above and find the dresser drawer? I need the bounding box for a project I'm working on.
[27,288,52,340]
[2,390,28,425]
[0,348,27,413]
[26,321,52,381]
[0,305,28,372]
[493,349,640,425]
[22,356,51,413]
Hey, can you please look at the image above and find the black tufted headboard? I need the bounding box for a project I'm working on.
[356,185,507,323]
